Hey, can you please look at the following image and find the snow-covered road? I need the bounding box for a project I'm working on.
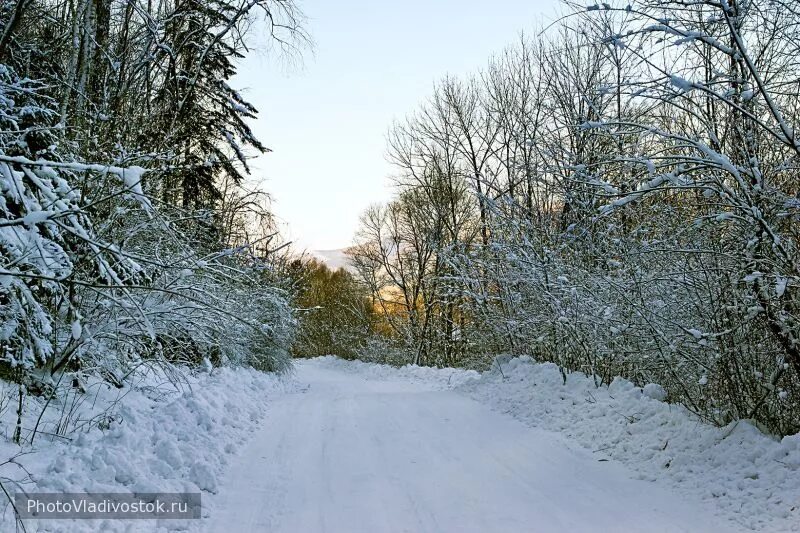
[204,361,734,533]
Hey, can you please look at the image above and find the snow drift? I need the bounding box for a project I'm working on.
[0,366,299,532]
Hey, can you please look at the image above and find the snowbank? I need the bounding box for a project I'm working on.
[459,356,800,533]
[308,355,480,389]
[0,366,299,532]
[313,355,800,532]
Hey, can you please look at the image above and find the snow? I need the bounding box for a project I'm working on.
[22,209,54,226]
[204,359,741,532]
[776,276,789,297]
[1,366,299,532]
[120,166,152,211]
[669,75,693,93]
[5,356,797,532]
[459,356,800,532]
[310,355,480,389]
[643,382,667,401]
[687,328,703,339]
[0,154,152,212]
[71,319,82,340]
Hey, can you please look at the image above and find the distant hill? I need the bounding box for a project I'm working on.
[311,248,355,272]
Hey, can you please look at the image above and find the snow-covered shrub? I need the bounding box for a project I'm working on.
[0,59,296,436]
[449,196,800,434]
[0,66,146,384]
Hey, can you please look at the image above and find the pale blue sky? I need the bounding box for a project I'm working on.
[235,0,561,251]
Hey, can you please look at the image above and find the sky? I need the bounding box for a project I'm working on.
[234,0,561,252]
